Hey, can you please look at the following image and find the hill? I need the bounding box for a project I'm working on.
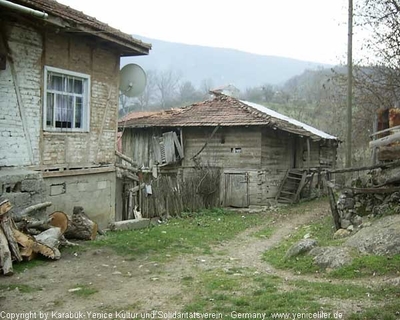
[122,36,331,90]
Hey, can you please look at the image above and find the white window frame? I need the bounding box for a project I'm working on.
[43,66,91,132]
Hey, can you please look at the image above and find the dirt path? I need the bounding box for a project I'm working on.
[0,201,388,316]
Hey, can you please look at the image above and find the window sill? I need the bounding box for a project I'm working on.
[43,129,90,135]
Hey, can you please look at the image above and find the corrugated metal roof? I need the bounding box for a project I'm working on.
[120,94,338,141]
[7,0,151,56]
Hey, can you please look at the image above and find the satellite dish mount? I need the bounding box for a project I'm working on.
[119,64,147,97]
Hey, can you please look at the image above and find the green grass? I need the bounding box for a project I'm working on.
[182,268,400,318]
[347,302,400,320]
[329,255,400,279]
[13,259,49,273]
[252,225,275,239]
[69,284,98,297]
[89,208,262,260]
[262,215,342,274]
[0,284,40,293]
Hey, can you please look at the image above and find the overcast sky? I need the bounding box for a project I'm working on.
[58,0,358,65]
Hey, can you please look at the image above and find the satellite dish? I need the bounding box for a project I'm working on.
[119,64,147,97]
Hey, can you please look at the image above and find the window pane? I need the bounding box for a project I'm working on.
[74,79,83,94]
[67,77,74,93]
[75,97,82,128]
[55,94,73,128]
[49,73,63,91]
[46,93,54,126]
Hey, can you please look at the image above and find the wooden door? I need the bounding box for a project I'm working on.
[224,173,249,208]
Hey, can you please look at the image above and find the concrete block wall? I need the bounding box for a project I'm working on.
[44,171,116,229]
[0,168,45,214]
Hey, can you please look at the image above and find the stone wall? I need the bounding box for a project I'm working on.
[0,168,45,214]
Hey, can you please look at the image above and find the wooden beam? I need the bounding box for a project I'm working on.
[326,160,400,174]
[191,125,220,160]
[115,163,138,174]
[370,124,400,138]
[307,138,311,168]
[42,166,115,178]
[369,132,400,148]
[115,150,138,167]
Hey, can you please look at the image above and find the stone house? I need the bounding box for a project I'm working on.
[0,0,150,227]
[118,93,339,217]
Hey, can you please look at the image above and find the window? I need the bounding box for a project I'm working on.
[44,66,90,131]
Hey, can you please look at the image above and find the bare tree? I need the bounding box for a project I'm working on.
[136,69,157,111]
[155,70,181,109]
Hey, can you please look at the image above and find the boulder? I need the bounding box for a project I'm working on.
[341,219,351,229]
[285,239,317,259]
[333,229,351,239]
[309,246,353,269]
[351,215,363,227]
[346,215,400,256]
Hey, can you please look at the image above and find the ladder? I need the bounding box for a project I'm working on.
[275,169,307,204]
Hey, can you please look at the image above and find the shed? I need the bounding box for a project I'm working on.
[118,93,338,215]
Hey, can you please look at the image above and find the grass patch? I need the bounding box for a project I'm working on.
[89,208,262,260]
[329,255,400,279]
[183,268,399,318]
[348,302,400,320]
[262,215,341,274]
[0,284,40,293]
[13,259,49,273]
[183,270,323,316]
[252,225,275,239]
[69,284,98,297]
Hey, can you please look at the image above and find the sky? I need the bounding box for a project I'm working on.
[57,0,357,65]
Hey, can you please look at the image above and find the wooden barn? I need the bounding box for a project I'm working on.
[117,93,338,218]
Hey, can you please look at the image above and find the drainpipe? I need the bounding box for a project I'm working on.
[0,0,48,19]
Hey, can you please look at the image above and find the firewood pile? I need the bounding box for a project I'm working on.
[0,200,99,276]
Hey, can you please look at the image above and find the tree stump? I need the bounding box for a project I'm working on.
[64,207,98,241]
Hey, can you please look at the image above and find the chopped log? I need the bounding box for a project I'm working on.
[0,227,13,275]
[0,199,12,216]
[13,229,35,260]
[13,229,60,260]
[64,206,98,241]
[17,202,52,217]
[0,215,22,262]
[34,227,62,250]
[48,211,69,234]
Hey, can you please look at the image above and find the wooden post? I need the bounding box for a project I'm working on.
[307,138,311,168]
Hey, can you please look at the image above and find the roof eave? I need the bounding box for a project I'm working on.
[46,15,151,56]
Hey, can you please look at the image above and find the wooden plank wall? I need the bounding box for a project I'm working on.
[182,127,262,169]
[122,128,161,168]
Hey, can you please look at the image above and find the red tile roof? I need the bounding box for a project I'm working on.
[119,111,161,123]
[120,94,338,141]
[8,0,151,56]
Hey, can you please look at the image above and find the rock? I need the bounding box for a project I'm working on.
[361,221,372,228]
[341,219,351,229]
[346,215,400,256]
[309,246,353,269]
[347,225,354,232]
[352,215,363,226]
[285,239,317,259]
[333,229,351,239]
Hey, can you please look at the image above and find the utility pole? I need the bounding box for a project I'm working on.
[346,0,353,168]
